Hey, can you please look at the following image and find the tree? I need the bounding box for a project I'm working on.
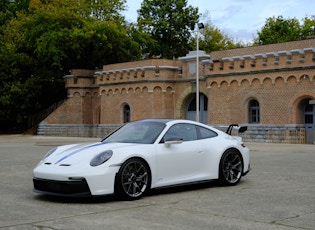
[192,23,244,53]
[85,0,126,22]
[0,0,30,29]
[137,0,199,59]
[0,0,141,132]
[300,16,315,37]
[125,21,156,60]
[254,16,313,45]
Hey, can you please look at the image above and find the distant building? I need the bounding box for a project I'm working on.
[39,38,315,143]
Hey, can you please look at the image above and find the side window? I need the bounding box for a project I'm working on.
[198,126,218,139]
[163,124,197,142]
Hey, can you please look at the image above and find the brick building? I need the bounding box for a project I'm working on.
[39,38,315,144]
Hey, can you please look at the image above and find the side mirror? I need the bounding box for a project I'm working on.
[164,138,183,147]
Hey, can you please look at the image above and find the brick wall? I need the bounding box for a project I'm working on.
[39,39,315,143]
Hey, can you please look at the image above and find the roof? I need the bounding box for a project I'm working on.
[137,119,175,124]
[210,38,315,60]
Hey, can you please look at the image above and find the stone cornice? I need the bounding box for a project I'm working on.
[95,65,182,75]
[205,65,315,78]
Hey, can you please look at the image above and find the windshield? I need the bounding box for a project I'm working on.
[103,121,166,144]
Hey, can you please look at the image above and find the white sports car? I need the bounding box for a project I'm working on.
[33,119,250,200]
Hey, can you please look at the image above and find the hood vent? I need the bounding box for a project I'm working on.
[59,164,71,166]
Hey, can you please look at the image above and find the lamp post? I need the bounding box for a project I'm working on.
[196,22,204,122]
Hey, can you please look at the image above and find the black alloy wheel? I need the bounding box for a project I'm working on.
[219,149,243,185]
[115,158,150,200]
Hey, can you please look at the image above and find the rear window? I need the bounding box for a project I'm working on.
[198,126,218,139]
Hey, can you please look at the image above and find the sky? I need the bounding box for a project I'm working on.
[124,0,315,43]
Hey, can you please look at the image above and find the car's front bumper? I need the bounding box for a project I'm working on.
[33,178,91,197]
[33,164,120,196]
[242,163,251,176]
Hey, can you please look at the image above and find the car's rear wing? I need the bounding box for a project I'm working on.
[226,124,247,135]
[212,124,247,135]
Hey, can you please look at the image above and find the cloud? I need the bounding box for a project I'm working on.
[125,0,315,42]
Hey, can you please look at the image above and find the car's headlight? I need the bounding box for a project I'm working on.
[43,147,57,159]
[90,150,113,166]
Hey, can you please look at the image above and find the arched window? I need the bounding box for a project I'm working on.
[123,104,130,123]
[249,100,260,123]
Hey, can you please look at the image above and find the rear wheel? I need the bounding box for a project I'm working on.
[115,158,150,200]
[219,149,243,186]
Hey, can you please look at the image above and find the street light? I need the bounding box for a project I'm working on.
[196,22,204,122]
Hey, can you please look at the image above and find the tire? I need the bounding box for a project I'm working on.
[115,158,151,200]
[219,149,243,186]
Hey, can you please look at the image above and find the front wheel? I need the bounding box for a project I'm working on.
[219,149,243,186]
[115,158,151,200]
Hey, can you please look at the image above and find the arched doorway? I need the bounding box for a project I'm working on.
[304,102,315,144]
[186,93,208,124]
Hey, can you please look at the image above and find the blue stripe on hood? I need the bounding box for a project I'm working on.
[55,142,105,164]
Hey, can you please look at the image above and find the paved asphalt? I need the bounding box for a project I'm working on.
[0,135,314,230]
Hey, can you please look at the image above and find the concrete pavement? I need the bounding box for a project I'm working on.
[0,135,314,230]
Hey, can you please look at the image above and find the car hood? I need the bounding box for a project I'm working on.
[42,142,139,166]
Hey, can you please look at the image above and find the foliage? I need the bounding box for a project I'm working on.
[0,0,141,132]
[0,0,30,28]
[254,16,315,45]
[137,0,199,59]
[192,23,244,53]
[300,15,315,37]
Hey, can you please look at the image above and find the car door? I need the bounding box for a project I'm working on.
[154,123,209,187]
